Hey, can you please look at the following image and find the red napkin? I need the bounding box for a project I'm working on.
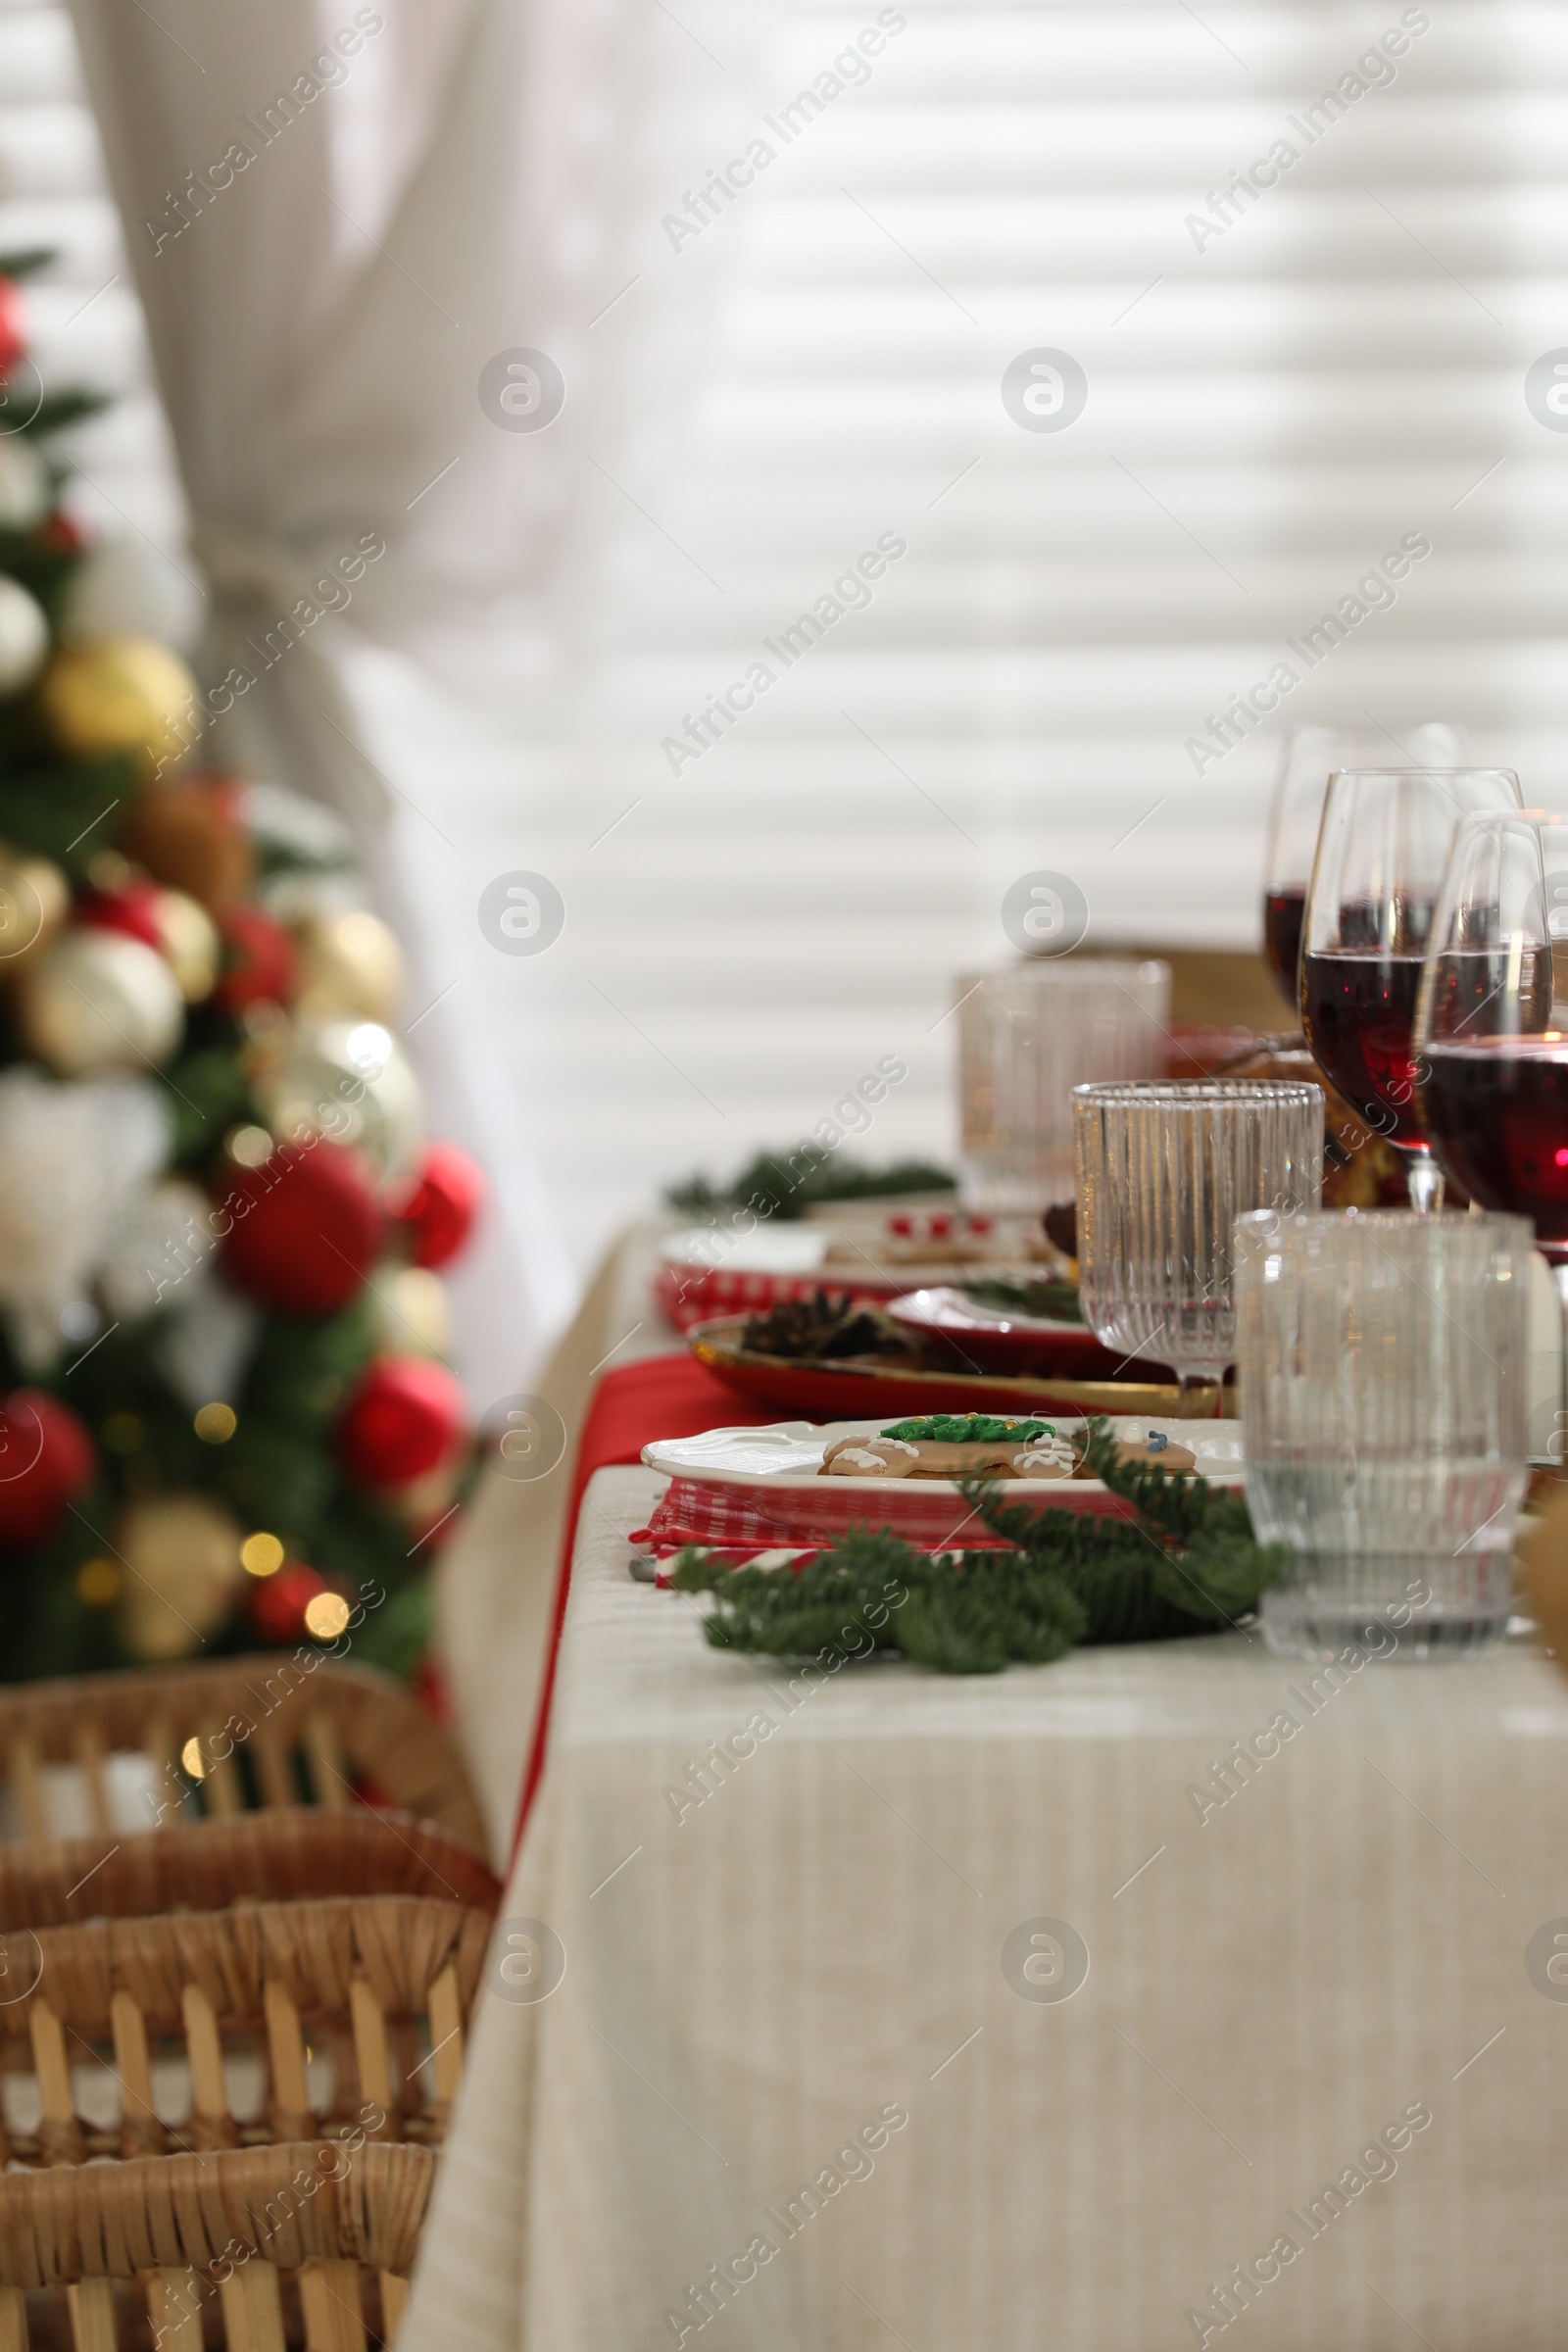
[510,1354,781,1861]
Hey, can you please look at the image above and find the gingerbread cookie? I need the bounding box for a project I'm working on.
[819,1414,1081,1481]
[1112,1428,1197,1474]
[1013,1434,1079,1480]
[821,1437,919,1478]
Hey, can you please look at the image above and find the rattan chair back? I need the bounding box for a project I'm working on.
[0,1808,499,1933]
[0,1655,485,1856]
[0,1892,491,2169]
[0,2137,432,2347]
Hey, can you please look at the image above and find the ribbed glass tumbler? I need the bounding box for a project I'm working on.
[1235,1208,1532,1660]
[1071,1081,1325,1396]
[957,959,1170,1212]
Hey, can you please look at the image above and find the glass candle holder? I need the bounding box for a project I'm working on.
[1235,1207,1532,1660]
[1072,1080,1324,1394]
[957,958,1170,1212]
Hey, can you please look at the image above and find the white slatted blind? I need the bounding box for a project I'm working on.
[445,0,1568,1270]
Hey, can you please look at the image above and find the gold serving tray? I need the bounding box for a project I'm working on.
[689,1318,1237,1421]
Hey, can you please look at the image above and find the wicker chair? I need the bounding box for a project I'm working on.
[0,1892,493,2165]
[0,1810,499,1932]
[0,2137,432,2347]
[0,1837,501,2349]
[0,1658,485,1858]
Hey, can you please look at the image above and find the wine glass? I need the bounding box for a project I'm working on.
[1299,767,1522,1211]
[1263,723,1467,1007]
[1414,808,1568,1300]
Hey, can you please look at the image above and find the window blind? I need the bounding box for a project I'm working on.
[443,0,1563,1268]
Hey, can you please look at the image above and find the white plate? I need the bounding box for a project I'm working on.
[660,1227,1047,1281]
[643,1416,1245,1499]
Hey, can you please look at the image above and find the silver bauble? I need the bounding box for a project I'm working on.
[253,1017,422,1186]
[16,929,185,1076]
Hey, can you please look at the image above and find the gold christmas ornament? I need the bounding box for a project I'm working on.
[152,886,220,1002]
[371,1264,454,1360]
[295,907,404,1023]
[115,1493,243,1660]
[36,636,197,780]
[251,1017,423,1186]
[0,841,68,968]
[15,929,184,1076]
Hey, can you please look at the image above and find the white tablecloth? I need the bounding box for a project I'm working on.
[407,1460,1568,2351]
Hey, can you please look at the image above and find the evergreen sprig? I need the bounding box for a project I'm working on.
[669,1420,1283,1674]
[664,1148,955,1221]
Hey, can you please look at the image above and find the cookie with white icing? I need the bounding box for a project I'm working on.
[1012,1435,1079,1480]
[821,1436,920,1478]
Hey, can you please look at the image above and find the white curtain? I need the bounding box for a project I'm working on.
[59,0,693,1397]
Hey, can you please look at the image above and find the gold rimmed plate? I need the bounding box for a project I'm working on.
[688,1317,1234,1421]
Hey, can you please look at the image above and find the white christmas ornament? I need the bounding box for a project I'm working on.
[154,1278,261,1412]
[0,577,48,696]
[96,1177,216,1324]
[0,439,48,531]
[64,534,206,655]
[16,929,184,1075]
[0,1067,170,1366]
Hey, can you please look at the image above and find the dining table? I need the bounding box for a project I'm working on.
[401,1221,1568,2352]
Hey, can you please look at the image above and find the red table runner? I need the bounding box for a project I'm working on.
[510,1353,779,1863]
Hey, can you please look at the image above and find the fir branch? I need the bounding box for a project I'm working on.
[19,388,112,440]
[0,249,58,283]
[663,1150,955,1220]
[670,1422,1283,1674]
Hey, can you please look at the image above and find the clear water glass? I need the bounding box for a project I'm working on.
[957,959,1170,1212]
[1235,1207,1532,1660]
[1071,1080,1324,1393]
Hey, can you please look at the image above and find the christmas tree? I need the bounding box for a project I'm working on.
[0,254,480,1683]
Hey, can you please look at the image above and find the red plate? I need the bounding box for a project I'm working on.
[887,1287,1175,1381]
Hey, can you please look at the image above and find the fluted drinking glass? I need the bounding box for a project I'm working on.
[1071,1080,1324,1399]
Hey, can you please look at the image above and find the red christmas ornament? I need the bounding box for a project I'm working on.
[0,1391,95,1548]
[336,1357,467,1489]
[213,904,296,1011]
[0,278,25,382]
[77,881,166,955]
[32,512,84,556]
[389,1142,484,1270]
[249,1562,326,1645]
[219,1141,386,1315]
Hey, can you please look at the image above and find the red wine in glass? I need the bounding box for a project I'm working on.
[1301,771,1523,1211]
[1421,1041,1568,1248]
[1300,949,1427,1148]
[1263,889,1304,998]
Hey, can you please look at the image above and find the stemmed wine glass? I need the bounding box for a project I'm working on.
[1263,724,1467,1008]
[1414,808,1568,1302]
[1299,767,1522,1211]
